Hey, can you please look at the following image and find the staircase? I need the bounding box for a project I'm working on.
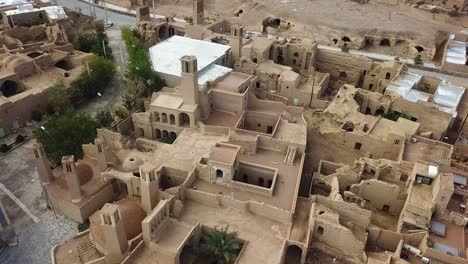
[284,145,297,165]
[77,238,100,263]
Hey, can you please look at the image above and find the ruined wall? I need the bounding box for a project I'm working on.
[315,195,372,227]
[351,179,404,215]
[322,130,403,161]
[315,49,374,86]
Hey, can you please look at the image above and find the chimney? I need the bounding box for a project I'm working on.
[193,0,204,25]
[61,155,82,203]
[180,55,199,105]
[230,24,244,65]
[33,143,53,184]
[140,164,160,213]
[100,204,129,263]
[95,138,108,172]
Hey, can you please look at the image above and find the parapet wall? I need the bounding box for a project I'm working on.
[184,188,293,223]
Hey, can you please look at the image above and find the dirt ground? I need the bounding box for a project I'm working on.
[108,0,461,45]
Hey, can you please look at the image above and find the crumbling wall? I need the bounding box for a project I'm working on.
[315,49,374,86]
[350,179,404,215]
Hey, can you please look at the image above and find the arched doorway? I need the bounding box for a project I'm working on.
[161,113,168,123]
[342,36,351,42]
[0,80,18,97]
[179,113,190,127]
[162,130,169,139]
[170,114,175,125]
[285,245,302,264]
[154,129,161,140]
[380,39,390,47]
[169,132,177,141]
[375,107,385,116]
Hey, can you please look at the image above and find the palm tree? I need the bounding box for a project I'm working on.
[202,226,243,264]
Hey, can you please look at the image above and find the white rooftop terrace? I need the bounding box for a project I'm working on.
[446,34,467,65]
[0,0,30,8]
[4,4,67,20]
[386,71,465,117]
[149,36,232,86]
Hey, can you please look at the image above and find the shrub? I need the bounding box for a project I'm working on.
[201,226,243,264]
[70,55,115,104]
[113,106,130,120]
[77,220,90,232]
[414,54,423,65]
[341,45,350,53]
[15,134,25,144]
[0,144,11,153]
[31,110,43,122]
[48,82,71,114]
[95,109,113,127]
[74,29,112,58]
[184,16,193,24]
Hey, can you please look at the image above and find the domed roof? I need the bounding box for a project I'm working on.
[120,156,144,172]
[52,162,94,189]
[89,198,147,251]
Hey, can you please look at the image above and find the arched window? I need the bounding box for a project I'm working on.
[385,72,391,80]
[169,114,175,125]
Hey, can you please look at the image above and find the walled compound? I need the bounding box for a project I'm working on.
[36,2,468,264]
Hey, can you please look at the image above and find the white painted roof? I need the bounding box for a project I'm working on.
[149,36,231,85]
[41,6,67,20]
[5,4,67,20]
[387,71,465,117]
[445,34,466,65]
[0,0,30,8]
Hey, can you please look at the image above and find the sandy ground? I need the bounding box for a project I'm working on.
[107,0,461,45]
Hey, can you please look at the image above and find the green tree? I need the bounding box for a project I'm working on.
[202,226,243,264]
[121,26,164,93]
[95,108,113,127]
[113,106,130,120]
[74,29,112,58]
[48,82,71,114]
[34,110,101,166]
[121,79,146,112]
[70,55,115,103]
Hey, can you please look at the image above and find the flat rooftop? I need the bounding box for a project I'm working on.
[369,117,419,140]
[149,36,231,85]
[191,147,302,211]
[212,71,251,93]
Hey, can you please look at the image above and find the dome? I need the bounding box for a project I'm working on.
[52,162,94,189]
[89,198,147,252]
[120,156,144,172]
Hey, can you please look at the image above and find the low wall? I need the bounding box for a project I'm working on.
[48,183,113,223]
[198,121,231,136]
[315,195,372,227]
[185,189,293,223]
